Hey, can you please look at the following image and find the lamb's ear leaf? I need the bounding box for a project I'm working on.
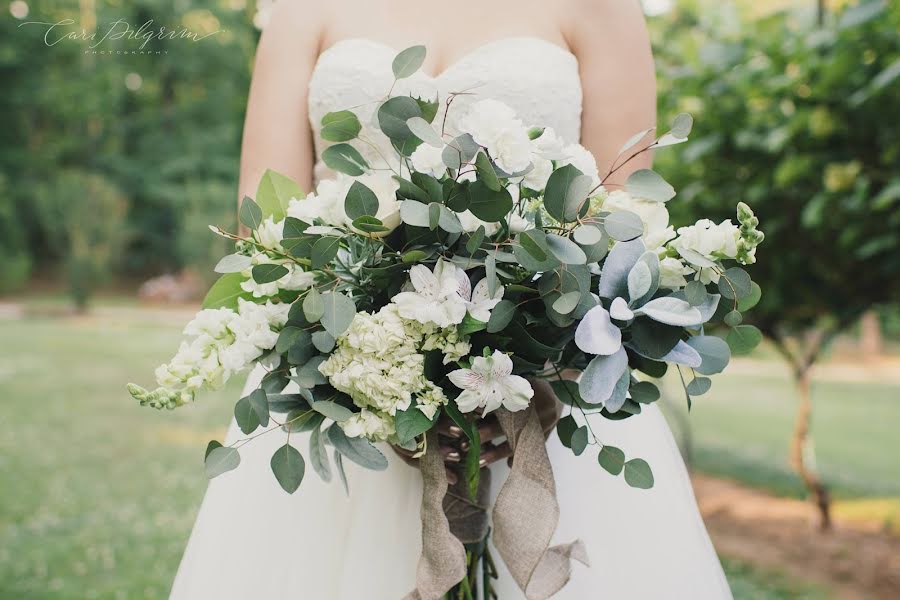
[308,426,332,482]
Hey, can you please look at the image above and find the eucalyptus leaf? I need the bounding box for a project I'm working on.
[486,300,516,333]
[205,446,240,479]
[239,196,262,230]
[604,211,645,241]
[573,224,603,246]
[661,340,703,368]
[556,415,578,448]
[303,288,325,322]
[252,263,288,284]
[545,234,587,265]
[256,170,303,222]
[344,181,379,220]
[328,425,389,471]
[311,331,335,353]
[571,426,589,456]
[395,404,437,445]
[623,458,654,489]
[406,116,443,147]
[234,395,260,434]
[686,377,712,396]
[248,388,269,427]
[467,181,512,222]
[320,110,361,142]
[270,443,305,493]
[727,325,763,355]
[685,335,731,375]
[400,200,431,227]
[552,291,581,315]
[309,426,332,482]
[322,143,369,176]
[630,381,660,404]
[624,169,676,203]
[598,445,626,475]
[311,400,353,422]
[543,164,585,223]
[684,280,707,306]
[392,45,426,78]
[320,292,356,337]
[719,267,752,300]
[215,253,252,274]
[311,236,341,269]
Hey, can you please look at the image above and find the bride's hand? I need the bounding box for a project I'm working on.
[391,379,561,484]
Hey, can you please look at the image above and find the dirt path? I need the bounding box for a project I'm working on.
[694,475,900,599]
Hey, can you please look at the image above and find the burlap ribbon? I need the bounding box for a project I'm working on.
[404,407,589,600]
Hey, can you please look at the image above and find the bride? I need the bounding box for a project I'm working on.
[170,0,732,598]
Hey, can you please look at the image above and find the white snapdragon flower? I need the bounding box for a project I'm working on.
[457,99,532,174]
[392,260,469,328]
[448,350,534,414]
[410,143,447,178]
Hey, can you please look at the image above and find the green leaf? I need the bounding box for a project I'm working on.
[624,169,675,203]
[328,425,389,470]
[321,292,356,337]
[311,236,341,269]
[252,263,288,284]
[377,96,421,141]
[571,426,589,456]
[545,234,587,265]
[627,260,653,301]
[395,403,438,445]
[302,288,324,322]
[737,282,762,312]
[270,443,305,493]
[475,152,502,191]
[444,402,478,444]
[309,426,332,482]
[623,458,654,489]
[556,415,578,448]
[294,356,327,387]
[670,112,693,138]
[486,299,516,333]
[684,280,707,306]
[204,440,223,459]
[256,170,303,222]
[686,376,712,396]
[442,134,479,169]
[214,253,253,274]
[406,116,443,147]
[629,381,660,404]
[552,291,581,314]
[544,164,585,223]
[392,45,427,78]
[726,325,763,355]
[202,273,250,310]
[239,196,262,230]
[598,445,626,475]
[334,449,349,494]
[276,325,307,353]
[311,330,335,352]
[400,200,430,227]
[719,267,752,300]
[320,110,361,142]
[519,229,548,261]
[344,181,379,220]
[283,216,310,238]
[724,309,743,327]
[573,224,603,246]
[466,225,486,254]
[234,395,261,434]
[311,400,354,422]
[205,446,240,479]
[685,335,731,375]
[604,211,645,241]
[413,96,439,123]
[248,388,270,427]
[458,313,487,336]
[467,181,512,223]
[322,143,369,176]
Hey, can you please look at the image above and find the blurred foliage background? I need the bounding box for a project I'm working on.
[1,0,899,598]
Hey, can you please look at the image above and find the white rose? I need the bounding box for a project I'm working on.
[457,99,532,174]
[560,143,601,188]
[659,257,692,289]
[255,217,284,251]
[601,190,673,249]
[671,219,741,261]
[410,143,447,178]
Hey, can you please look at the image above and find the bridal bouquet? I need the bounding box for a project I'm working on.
[128,45,764,599]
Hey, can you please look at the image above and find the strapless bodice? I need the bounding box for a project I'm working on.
[307,37,583,182]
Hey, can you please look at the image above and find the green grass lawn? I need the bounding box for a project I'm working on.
[2,302,896,599]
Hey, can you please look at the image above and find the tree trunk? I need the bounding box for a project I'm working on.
[790,368,832,530]
[859,310,883,357]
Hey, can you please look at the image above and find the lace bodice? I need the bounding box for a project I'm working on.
[307,37,583,182]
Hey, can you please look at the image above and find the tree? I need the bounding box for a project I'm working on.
[653,0,900,528]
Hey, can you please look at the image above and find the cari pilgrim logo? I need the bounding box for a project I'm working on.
[17,17,225,55]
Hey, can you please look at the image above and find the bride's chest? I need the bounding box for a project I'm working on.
[307,38,584,150]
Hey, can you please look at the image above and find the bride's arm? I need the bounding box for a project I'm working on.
[566,0,657,184]
[237,0,324,204]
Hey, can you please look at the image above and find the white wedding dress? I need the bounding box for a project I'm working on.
[170,37,733,600]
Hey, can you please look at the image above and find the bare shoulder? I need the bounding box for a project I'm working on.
[560,0,649,44]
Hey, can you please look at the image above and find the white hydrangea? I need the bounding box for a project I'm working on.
[341,408,396,442]
[318,304,455,420]
[131,299,289,409]
[287,171,401,234]
[409,143,447,178]
[457,99,532,174]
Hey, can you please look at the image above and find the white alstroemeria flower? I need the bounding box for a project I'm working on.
[455,271,504,322]
[448,350,534,414]
[392,260,468,328]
